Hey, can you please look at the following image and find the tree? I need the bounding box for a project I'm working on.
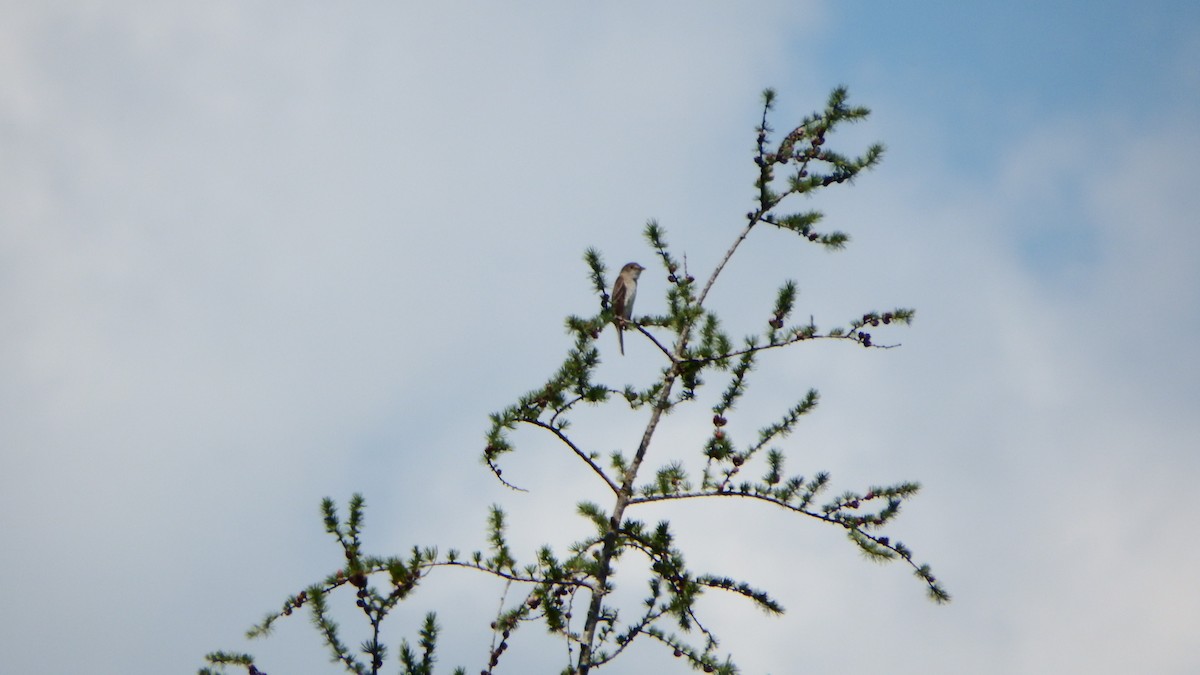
[202,86,949,675]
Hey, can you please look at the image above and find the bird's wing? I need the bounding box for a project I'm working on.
[612,279,628,319]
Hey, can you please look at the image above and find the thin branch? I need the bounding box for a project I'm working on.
[696,214,760,309]
[683,331,901,366]
[485,460,530,492]
[587,605,671,667]
[523,419,620,495]
[549,389,631,425]
[631,323,676,360]
[628,489,941,596]
[694,93,782,309]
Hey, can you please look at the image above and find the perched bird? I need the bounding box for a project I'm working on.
[611,262,645,355]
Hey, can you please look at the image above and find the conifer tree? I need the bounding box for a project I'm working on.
[203,86,949,675]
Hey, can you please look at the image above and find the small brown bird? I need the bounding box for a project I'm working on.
[611,262,645,355]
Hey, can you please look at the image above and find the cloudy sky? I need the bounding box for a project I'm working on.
[2,2,1198,673]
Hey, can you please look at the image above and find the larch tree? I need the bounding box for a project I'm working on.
[203,86,948,675]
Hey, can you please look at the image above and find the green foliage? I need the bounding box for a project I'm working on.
[202,86,947,675]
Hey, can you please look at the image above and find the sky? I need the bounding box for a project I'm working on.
[2,2,1198,673]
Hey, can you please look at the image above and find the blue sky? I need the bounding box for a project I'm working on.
[2,2,1198,674]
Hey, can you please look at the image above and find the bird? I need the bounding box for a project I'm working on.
[611,262,645,355]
